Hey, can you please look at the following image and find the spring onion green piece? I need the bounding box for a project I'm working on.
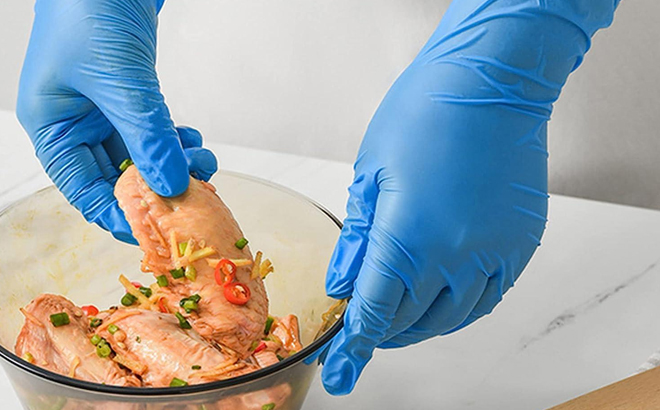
[22,352,34,363]
[139,286,153,298]
[49,312,70,327]
[188,294,201,303]
[96,343,112,358]
[178,241,188,256]
[121,293,137,306]
[136,336,141,343]
[264,316,275,334]
[262,403,276,410]
[108,324,119,334]
[249,340,259,351]
[90,317,102,328]
[181,299,198,314]
[90,335,102,345]
[119,158,134,172]
[276,354,285,362]
[191,365,201,370]
[185,265,197,281]
[175,312,192,330]
[235,237,249,250]
[170,377,188,387]
[170,268,185,279]
[157,275,169,287]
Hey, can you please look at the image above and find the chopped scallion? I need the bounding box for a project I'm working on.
[119,158,134,172]
[139,286,153,298]
[249,340,259,351]
[156,275,169,287]
[170,268,185,279]
[191,365,201,370]
[90,317,103,328]
[121,293,137,306]
[185,265,197,281]
[181,299,198,313]
[22,352,34,363]
[49,312,70,327]
[175,312,192,330]
[90,335,102,345]
[276,354,285,362]
[188,294,201,303]
[235,237,249,250]
[108,324,119,334]
[178,241,188,256]
[262,403,276,410]
[136,336,141,343]
[96,343,112,358]
[170,377,188,387]
[264,316,274,334]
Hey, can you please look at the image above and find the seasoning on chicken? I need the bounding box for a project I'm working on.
[14,294,140,387]
[95,308,258,387]
[115,166,268,357]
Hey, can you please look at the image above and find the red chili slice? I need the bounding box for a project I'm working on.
[131,281,142,289]
[81,305,99,317]
[224,282,251,305]
[253,341,267,354]
[158,298,168,313]
[214,258,237,286]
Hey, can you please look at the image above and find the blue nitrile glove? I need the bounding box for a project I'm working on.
[16,0,217,244]
[322,0,620,395]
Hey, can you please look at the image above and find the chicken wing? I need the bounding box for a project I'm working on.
[115,166,268,358]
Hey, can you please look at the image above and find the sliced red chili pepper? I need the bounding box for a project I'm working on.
[224,282,251,305]
[131,281,142,289]
[81,305,99,317]
[214,258,237,286]
[253,341,267,354]
[158,298,168,313]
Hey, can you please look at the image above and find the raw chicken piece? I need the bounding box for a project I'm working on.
[96,308,258,387]
[115,166,268,357]
[271,314,303,353]
[14,294,139,387]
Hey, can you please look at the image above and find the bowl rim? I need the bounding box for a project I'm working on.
[0,170,345,396]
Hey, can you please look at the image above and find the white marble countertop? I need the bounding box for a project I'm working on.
[2,109,660,409]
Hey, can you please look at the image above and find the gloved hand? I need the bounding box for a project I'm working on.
[322,0,620,395]
[17,0,217,244]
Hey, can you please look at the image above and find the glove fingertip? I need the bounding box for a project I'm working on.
[185,147,218,182]
[321,333,359,396]
[136,150,190,197]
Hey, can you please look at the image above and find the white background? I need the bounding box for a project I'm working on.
[1,0,659,209]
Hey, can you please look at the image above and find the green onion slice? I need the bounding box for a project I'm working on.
[90,335,102,345]
[49,312,70,327]
[170,377,188,387]
[156,275,169,287]
[185,265,197,281]
[108,324,119,334]
[178,241,188,256]
[96,343,112,358]
[191,365,201,370]
[181,299,198,313]
[119,158,134,172]
[139,286,153,298]
[90,317,103,328]
[170,268,185,279]
[121,293,137,307]
[235,237,249,250]
[264,316,275,334]
[262,403,276,410]
[175,312,192,330]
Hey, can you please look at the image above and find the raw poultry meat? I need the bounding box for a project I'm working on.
[14,294,140,387]
[14,167,304,395]
[114,166,268,357]
[95,308,258,387]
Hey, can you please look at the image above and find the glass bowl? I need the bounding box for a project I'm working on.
[0,171,345,410]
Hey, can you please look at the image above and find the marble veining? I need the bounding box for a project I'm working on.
[519,259,660,351]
